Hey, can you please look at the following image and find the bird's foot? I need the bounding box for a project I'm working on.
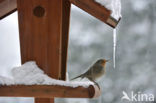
[94,82,100,89]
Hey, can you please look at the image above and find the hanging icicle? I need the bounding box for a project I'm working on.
[113,29,117,69]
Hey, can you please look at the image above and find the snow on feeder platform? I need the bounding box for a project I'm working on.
[0,62,100,98]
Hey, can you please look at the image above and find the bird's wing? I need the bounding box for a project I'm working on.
[84,66,94,76]
[84,64,99,75]
[70,74,84,80]
[71,65,97,80]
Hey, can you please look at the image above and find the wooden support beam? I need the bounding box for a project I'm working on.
[69,0,120,28]
[0,0,17,19]
[61,0,71,80]
[17,0,62,82]
[0,85,101,98]
[17,0,63,102]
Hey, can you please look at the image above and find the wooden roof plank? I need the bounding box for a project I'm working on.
[0,0,17,20]
[70,0,120,28]
[0,0,120,27]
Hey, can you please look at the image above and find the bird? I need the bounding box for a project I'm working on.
[71,59,109,86]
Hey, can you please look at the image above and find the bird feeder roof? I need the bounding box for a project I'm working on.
[0,0,121,28]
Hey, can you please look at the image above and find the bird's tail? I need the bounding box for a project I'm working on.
[71,74,84,80]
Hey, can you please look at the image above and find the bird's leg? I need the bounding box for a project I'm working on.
[93,81,100,89]
[88,78,100,89]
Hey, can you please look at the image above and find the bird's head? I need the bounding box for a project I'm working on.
[96,59,109,67]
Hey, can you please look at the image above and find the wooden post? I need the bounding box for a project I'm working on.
[35,98,54,103]
[17,0,62,102]
[61,0,71,80]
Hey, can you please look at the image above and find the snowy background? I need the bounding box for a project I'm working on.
[0,0,156,103]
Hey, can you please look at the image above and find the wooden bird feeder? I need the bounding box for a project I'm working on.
[0,0,121,103]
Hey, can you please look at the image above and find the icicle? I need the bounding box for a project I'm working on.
[113,29,117,69]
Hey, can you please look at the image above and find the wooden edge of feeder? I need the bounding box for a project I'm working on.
[88,84,101,98]
[106,16,121,28]
[0,0,17,20]
[69,0,120,28]
[0,84,101,98]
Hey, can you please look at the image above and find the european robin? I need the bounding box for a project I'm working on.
[71,59,109,86]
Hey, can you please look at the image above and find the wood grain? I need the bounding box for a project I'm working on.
[17,0,62,81]
[0,85,101,98]
[17,0,63,102]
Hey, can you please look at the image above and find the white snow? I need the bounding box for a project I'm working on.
[0,61,93,88]
[95,0,121,20]
[0,76,14,85]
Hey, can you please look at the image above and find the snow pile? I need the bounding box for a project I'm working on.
[12,61,46,85]
[0,76,14,85]
[95,0,121,20]
[0,61,93,88]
